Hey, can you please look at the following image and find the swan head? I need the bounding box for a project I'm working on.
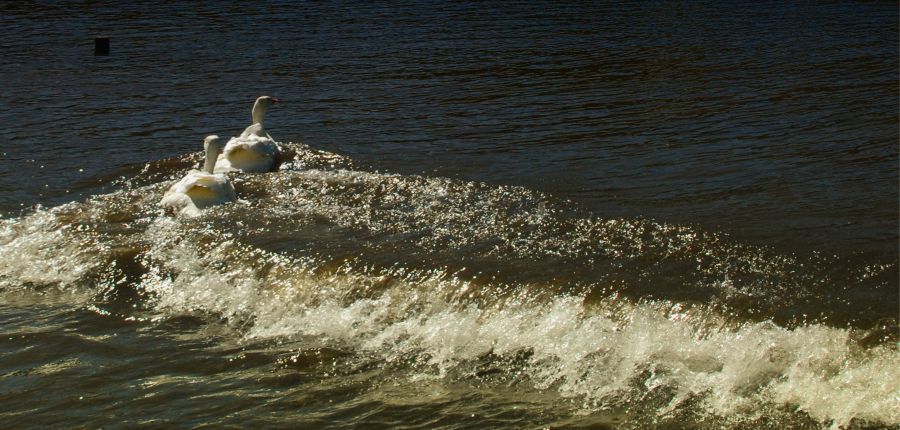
[203,135,222,173]
[251,96,280,125]
[255,95,280,107]
[204,134,222,152]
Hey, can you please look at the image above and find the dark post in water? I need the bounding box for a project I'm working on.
[94,36,109,56]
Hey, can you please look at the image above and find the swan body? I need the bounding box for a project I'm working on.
[215,96,283,173]
[161,135,237,217]
[215,134,280,173]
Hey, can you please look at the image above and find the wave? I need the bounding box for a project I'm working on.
[0,143,896,428]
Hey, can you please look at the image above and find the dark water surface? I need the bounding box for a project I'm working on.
[0,2,897,429]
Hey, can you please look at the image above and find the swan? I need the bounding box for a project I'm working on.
[160,135,237,217]
[215,96,285,173]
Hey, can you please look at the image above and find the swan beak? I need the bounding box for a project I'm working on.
[272,97,281,104]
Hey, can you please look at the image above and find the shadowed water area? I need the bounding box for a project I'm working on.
[0,1,897,429]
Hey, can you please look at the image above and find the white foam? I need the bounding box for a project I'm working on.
[131,221,898,428]
[1,162,896,429]
[0,204,105,290]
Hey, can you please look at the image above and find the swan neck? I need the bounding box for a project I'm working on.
[203,145,220,174]
[251,99,268,126]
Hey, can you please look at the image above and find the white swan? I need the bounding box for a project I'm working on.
[215,96,284,173]
[160,135,237,217]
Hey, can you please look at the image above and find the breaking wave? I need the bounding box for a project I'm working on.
[0,144,896,429]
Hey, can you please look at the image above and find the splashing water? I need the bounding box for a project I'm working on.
[0,143,896,429]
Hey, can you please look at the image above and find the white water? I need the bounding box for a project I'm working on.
[0,166,897,429]
[135,218,898,428]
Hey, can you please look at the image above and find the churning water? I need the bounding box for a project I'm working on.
[0,2,897,429]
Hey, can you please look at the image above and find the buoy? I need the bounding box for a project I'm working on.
[94,36,109,56]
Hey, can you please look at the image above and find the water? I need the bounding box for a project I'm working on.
[1,1,897,428]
